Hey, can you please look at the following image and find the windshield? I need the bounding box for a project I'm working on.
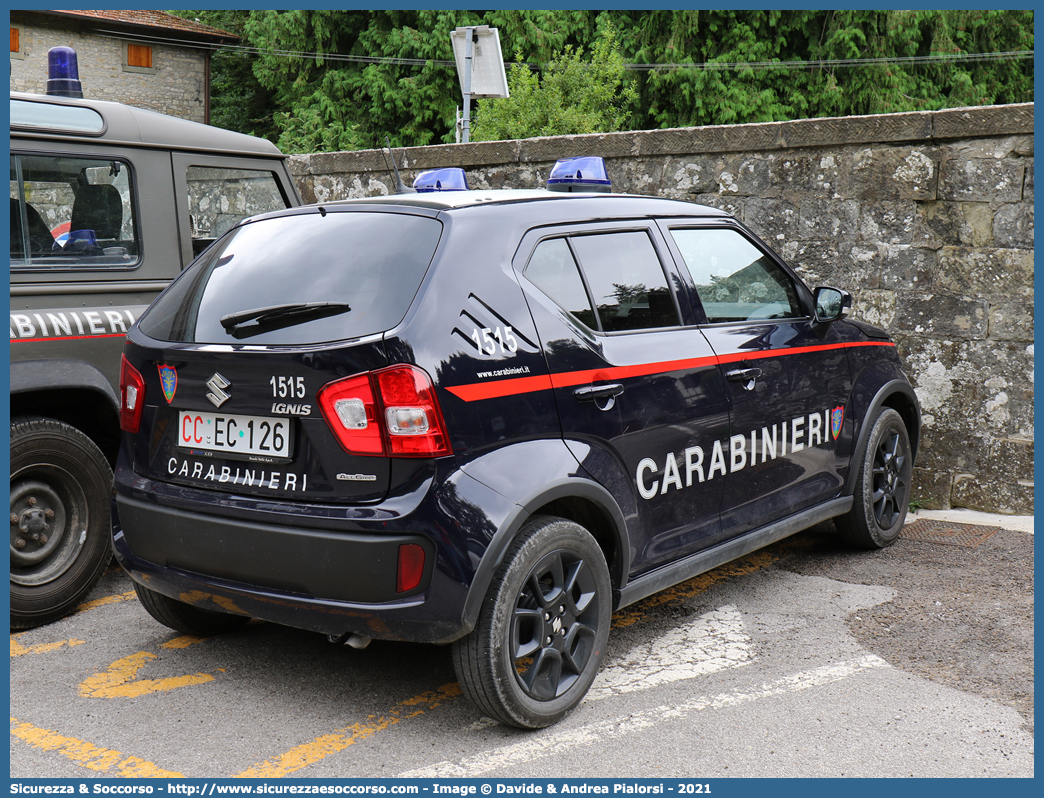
[138,210,443,345]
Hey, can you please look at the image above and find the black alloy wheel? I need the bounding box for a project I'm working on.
[452,516,611,728]
[511,546,602,701]
[837,407,913,549]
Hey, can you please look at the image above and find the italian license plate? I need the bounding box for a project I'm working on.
[178,411,291,458]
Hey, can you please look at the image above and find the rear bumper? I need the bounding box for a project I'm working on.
[111,455,517,644]
[116,492,438,604]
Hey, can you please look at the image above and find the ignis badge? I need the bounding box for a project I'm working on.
[157,364,178,403]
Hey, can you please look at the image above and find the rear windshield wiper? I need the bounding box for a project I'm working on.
[220,301,352,334]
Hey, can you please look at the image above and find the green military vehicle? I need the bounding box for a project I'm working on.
[10,50,301,627]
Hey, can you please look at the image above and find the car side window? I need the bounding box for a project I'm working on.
[10,153,140,269]
[570,231,679,332]
[669,227,803,323]
[525,231,680,333]
[185,166,290,257]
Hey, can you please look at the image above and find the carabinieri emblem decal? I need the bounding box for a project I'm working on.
[831,405,845,440]
[158,364,178,404]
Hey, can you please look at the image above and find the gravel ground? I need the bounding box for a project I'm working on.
[775,518,1034,734]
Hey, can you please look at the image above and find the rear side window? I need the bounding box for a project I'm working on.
[138,211,442,345]
[524,238,598,330]
[524,231,679,334]
[10,153,140,270]
[669,227,802,324]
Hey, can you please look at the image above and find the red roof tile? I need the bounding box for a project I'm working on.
[44,10,237,42]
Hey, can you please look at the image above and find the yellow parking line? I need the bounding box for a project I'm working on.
[10,636,85,658]
[76,590,137,614]
[234,682,462,778]
[161,635,211,650]
[10,717,183,777]
[78,651,215,699]
[612,535,816,628]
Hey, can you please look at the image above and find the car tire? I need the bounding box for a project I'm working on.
[452,515,611,729]
[133,581,250,636]
[10,416,114,629]
[837,407,913,549]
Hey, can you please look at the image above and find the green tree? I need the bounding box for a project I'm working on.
[176,10,1032,153]
[608,10,1033,129]
[243,10,490,152]
[470,24,637,141]
[168,10,279,143]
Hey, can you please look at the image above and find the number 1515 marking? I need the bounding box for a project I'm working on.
[471,326,518,356]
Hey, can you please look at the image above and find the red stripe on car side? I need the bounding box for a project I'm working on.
[548,355,720,389]
[445,340,895,402]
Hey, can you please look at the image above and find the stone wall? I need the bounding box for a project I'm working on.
[289,104,1034,514]
[10,14,209,123]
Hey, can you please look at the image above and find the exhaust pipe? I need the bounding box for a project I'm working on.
[327,632,373,650]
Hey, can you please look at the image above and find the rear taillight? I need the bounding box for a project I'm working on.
[119,354,146,433]
[318,365,452,457]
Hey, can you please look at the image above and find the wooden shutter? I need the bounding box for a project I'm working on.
[126,43,152,69]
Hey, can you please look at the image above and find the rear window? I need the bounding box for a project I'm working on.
[138,210,443,345]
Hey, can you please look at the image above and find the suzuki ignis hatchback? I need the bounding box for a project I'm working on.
[113,158,920,728]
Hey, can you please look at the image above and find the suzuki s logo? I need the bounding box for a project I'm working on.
[206,373,232,408]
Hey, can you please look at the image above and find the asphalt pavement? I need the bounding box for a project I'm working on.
[9,508,1034,778]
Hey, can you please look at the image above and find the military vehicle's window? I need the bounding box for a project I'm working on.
[524,238,598,330]
[10,99,104,133]
[670,228,802,324]
[570,231,679,332]
[185,166,290,257]
[10,153,139,269]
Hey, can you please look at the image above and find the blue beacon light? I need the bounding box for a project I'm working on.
[546,156,612,193]
[413,168,469,192]
[46,46,84,98]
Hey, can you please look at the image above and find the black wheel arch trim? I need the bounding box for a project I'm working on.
[460,476,629,634]
[10,359,119,412]
[844,379,921,497]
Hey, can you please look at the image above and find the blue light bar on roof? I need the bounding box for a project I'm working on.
[547,157,611,193]
[46,46,84,98]
[414,168,469,192]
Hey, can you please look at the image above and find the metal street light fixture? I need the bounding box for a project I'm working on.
[450,26,509,144]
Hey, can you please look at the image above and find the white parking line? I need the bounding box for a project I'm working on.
[399,654,889,777]
[590,604,752,700]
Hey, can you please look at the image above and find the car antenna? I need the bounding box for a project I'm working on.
[383,137,416,194]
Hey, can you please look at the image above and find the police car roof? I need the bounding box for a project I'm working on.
[10,91,285,157]
[322,189,728,217]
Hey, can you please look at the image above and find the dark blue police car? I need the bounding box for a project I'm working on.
[112,157,920,728]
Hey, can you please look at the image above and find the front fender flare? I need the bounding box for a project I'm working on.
[844,378,921,496]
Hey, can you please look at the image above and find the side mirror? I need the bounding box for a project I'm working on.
[813,286,852,324]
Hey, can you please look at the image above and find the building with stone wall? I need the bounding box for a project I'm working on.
[10,10,235,124]
[288,104,1034,514]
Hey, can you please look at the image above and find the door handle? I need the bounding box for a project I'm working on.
[573,383,624,411]
[726,367,762,391]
